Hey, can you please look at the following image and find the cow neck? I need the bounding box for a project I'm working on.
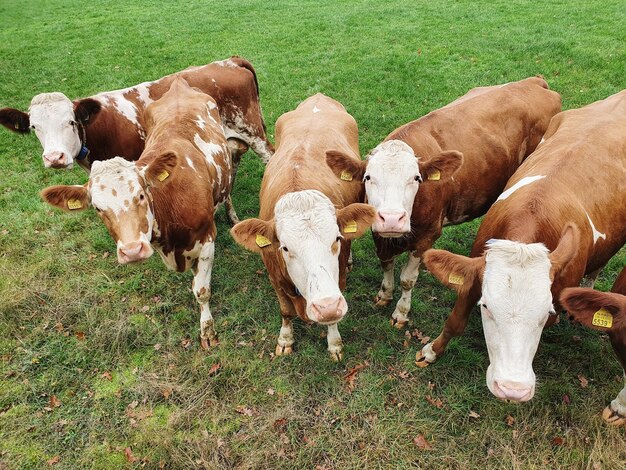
[75,122,90,162]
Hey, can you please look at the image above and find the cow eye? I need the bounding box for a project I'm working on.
[69,120,76,127]
[281,246,289,253]
[364,175,371,182]
[335,236,342,242]
[414,175,422,182]
[139,193,145,201]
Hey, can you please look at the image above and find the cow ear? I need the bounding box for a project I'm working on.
[0,108,30,134]
[231,218,277,253]
[336,203,376,240]
[560,287,626,331]
[423,248,484,293]
[74,98,102,126]
[325,150,366,182]
[419,150,463,182]
[549,223,580,281]
[41,184,89,212]
[143,152,178,186]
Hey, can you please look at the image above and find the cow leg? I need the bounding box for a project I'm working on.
[390,251,421,329]
[416,284,480,367]
[276,316,294,356]
[374,258,395,307]
[580,267,602,289]
[603,375,626,426]
[327,323,343,362]
[192,241,218,350]
[224,196,239,226]
[224,139,248,226]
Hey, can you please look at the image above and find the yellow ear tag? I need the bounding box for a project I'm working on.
[592,308,613,328]
[157,170,169,182]
[343,220,358,233]
[448,273,464,285]
[67,198,83,210]
[427,170,441,181]
[255,234,272,248]
[340,170,353,182]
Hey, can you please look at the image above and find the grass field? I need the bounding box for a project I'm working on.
[1,0,626,468]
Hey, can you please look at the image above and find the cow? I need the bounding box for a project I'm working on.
[0,56,274,223]
[230,94,375,361]
[325,77,561,329]
[40,77,235,349]
[560,267,626,425]
[421,89,626,403]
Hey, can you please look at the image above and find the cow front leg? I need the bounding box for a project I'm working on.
[416,284,480,367]
[327,323,343,362]
[224,196,240,226]
[276,316,295,356]
[390,251,421,329]
[603,375,626,426]
[192,241,218,350]
[375,258,395,307]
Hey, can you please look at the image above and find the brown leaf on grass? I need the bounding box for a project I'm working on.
[343,362,368,391]
[412,434,433,450]
[303,435,315,446]
[425,395,444,409]
[505,415,515,427]
[46,455,60,465]
[208,363,221,376]
[100,371,112,381]
[578,375,589,388]
[273,418,288,433]
[468,410,480,419]
[551,436,565,446]
[124,447,138,463]
[153,343,162,351]
[162,388,172,400]
[49,395,61,409]
[235,405,256,417]
[74,331,85,341]
[562,394,571,405]
[181,337,192,349]
[427,381,435,390]
[54,323,64,333]
[411,329,431,344]
[266,388,276,396]
[102,251,110,259]
[140,305,149,312]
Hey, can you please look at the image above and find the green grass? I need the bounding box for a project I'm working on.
[1,0,626,468]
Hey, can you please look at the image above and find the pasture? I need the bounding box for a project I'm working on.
[1,0,625,468]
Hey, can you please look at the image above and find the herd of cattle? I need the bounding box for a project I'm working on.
[1,57,625,426]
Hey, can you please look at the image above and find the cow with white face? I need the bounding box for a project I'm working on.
[41,78,236,349]
[561,267,626,426]
[326,77,561,328]
[231,94,375,360]
[420,89,626,402]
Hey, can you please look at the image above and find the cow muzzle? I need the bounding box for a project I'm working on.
[43,151,70,169]
[373,210,409,237]
[309,296,347,324]
[117,241,153,264]
[492,380,535,402]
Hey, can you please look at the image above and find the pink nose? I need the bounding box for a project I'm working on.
[375,210,408,234]
[43,152,67,168]
[117,241,152,264]
[310,297,347,324]
[493,381,534,402]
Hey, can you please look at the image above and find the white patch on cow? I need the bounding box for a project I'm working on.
[157,248,178,271]
[496,175,546,202]
[194,133,223,185]
[28,92,82,168]
[224,110,273,164]
[195,115,206,130]
[538,137,545,145]
[96,91,139,127]
[312,105,321,114]
[186,156,197,172]
[207,100,217,110]
[611,374,626,417]
[90,158,143,215]
[364,140,420,234]
[135,82,154,107]
[274,190,347,324]
[481,239,553,402]
[216,58,238,67]
[585,211,606,244]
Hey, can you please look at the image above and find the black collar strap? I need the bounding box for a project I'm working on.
[76,146,90,161]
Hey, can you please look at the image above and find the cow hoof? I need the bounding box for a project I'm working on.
[329,350,343,362]
[374,295,392,307]
[275,344,293,356]
[415,350,432,368]
[602,406,626,426]
[200,336,220,350]
[390,317,407,329]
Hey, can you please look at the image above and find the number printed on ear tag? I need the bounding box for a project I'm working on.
[448,273,464,285]
[340,170,353,181]
[343,220,357,233]
[67,198,83,210]
[157,170,169,182]
[428,170,441,181]
[255,234,272,248]
[592,308,613,328]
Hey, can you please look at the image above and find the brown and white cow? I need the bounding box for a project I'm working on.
[230,94,375,360]
[326,77,561,328]
[421,89,626,402]
[40,77,235,349]
[560,267,626,425]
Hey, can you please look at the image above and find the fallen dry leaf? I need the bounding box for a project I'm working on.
[74,331,85,341]
[427,381,436,390]
[267,388,276,396]
[551,436,565,446]
[153,343,162,351]
[273,418,288,433]
[412,433,433,450]
[235,405,255,417]
[468,410,480,419]
[49,395,61,410]
[162,388,172,400]
[140,305,149,312]
[343,362,368,391]
[46,455,60,466]
[181,337,192,349]
[124,447,138,463]
[102,251,110,259]
[562,394,571,405]
[100,371,112,381]
[578,375,589,388]
[208,363,221,376]
[505,415,515,427]
[425,395,444,409]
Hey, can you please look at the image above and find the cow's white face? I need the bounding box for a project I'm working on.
[274,190,347,324]
[480,240,555,402]
[29,93,82,169]
[364,140,421,236]
[90,158,155,264]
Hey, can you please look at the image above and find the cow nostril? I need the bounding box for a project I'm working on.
[377,212,385,222]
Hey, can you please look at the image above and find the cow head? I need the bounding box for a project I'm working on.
[0,92,101,169]
[231,190,375,324]
[326,140,462,237]
[560,288,626,332]
[41,154,177,263]
[423,224,579,402]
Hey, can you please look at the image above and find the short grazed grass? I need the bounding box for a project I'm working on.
[1,1,625,468]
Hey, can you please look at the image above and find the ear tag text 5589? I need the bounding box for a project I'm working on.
[592,308,613,328]
[255,234,272,248]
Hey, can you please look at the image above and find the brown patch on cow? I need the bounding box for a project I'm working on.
[100,184,106,191]
[111,188,117,197]
[124,200,130,207]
